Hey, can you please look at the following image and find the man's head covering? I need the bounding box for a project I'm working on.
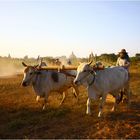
[119,49,127,54]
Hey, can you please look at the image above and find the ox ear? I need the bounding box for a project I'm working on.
[88,60,93,66]
[22,62,27,67]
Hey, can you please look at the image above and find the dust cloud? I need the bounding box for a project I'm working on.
[0,63,23,77]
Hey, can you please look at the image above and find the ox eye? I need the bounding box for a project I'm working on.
[83,70,87,72]
[30,72,33,75]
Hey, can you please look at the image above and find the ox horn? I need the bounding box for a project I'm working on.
[88,60,93,65]
[22,62,28,67]
[34,64,39,68]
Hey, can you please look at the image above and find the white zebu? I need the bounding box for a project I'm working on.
[21,62,79,109]
[74,61,130,117]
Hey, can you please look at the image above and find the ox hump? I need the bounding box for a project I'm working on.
[51,72,59,83]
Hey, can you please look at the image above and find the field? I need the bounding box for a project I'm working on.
[0,65,140,139]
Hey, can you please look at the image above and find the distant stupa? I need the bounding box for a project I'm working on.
[69,51,76,59]
[8,53,11,58]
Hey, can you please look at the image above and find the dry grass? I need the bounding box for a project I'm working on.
[0,65,139,139]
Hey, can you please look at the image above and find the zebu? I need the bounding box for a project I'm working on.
[74,61,130,117]
[21,62,79,109]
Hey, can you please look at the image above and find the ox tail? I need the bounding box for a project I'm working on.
[117,90,124,104]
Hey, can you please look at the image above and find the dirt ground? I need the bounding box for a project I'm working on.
[0,66,140,139]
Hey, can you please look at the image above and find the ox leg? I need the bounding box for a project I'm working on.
[36,96,40,102]
[98,95,106,117]
[122,88,127,103]
[72,85,79,101]
[35,96,46,109]
[127,86,131,107]
[86,98,91,115]
[42,98,47,110]
[123,82,131,109]
[59,92,66,106]
[72,87,78,98]
[111,96,118,112]
[125,88,131,109]
[112,91,123,112]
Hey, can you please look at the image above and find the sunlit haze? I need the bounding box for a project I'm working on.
[0,0,140,58]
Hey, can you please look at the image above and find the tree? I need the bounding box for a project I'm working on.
[24,55,28,59]
[135,53,140,58]
[99,53,117,62]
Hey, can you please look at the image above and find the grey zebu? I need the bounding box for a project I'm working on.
[21,62,79,109]
[74,61,130,117]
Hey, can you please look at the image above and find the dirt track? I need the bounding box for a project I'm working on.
[0,66,140,139]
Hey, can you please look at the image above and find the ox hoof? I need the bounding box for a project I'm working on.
[111,109,114,112]
[111,107,116,112]
[42,106,46,110]
[36,96,40,102]
[98,112,102,118]
[98,115,101,118]
[86,112,91,115]
[59,103,62,106]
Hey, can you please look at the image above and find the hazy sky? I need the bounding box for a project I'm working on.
[0,0,140,58]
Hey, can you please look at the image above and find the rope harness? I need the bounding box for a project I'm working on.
[76,66,105,86]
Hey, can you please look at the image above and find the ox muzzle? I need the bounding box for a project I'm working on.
[22,81,28,87]
[74,79,81,85]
